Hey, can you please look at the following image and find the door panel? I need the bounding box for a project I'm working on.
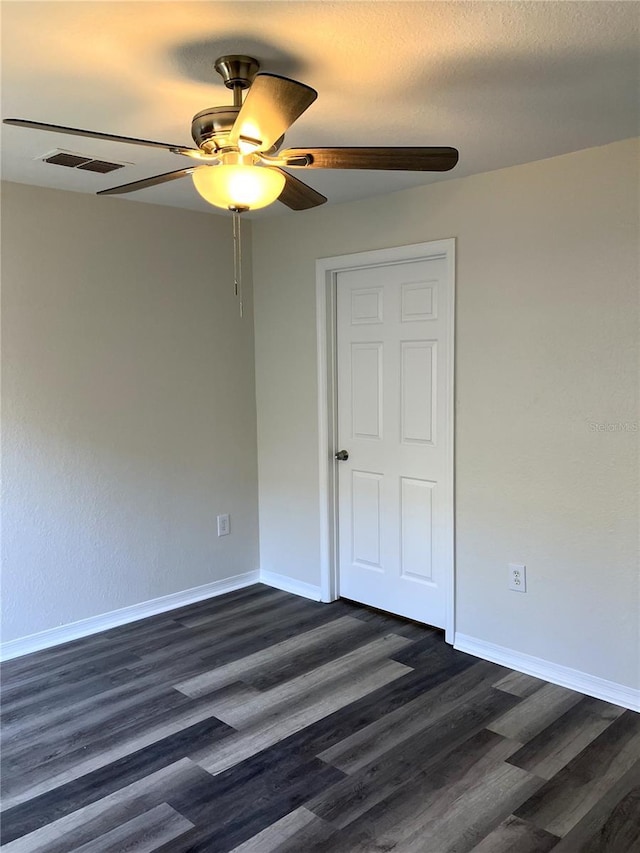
[400,476,435,582]
[351,343,383,439]
[401,340,436,444]
[351,470,383,569]
[336,256,452,628]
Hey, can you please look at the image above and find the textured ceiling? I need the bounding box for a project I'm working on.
[1,1,638,217]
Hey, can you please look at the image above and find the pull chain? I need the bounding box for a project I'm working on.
[232,209,243,318]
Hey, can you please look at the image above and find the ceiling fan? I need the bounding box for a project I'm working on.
[4,54,459,213]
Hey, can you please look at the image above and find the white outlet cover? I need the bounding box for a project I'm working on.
[508,563,527,592]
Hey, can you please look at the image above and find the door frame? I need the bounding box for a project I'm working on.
[315,239,456,643]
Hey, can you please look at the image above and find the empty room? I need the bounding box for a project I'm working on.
[1,1,639,851]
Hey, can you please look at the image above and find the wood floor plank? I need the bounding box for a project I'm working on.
[242,619,382,691]
[68,802,194,853]
[578,786,640,853]
[238,659,476,773]
[308,689,520,829]
[0,633,129,682]
[318,659,508,774]
[0,717,232,845]
[0,588,287,691]
[174,615,371,698]
[165,583,280,621]
[545,759,640,851]
[163,752,343,853]
[3,694,243,810]
[82,622,196,663]
[492,670,548,698]
[4,681,248,787]
[468,814,559,853]
[195,657,412,775]
[393,763,543,853]
[1,612,194,678]
[507,695,625,779]
[2,663,192,744]
[515,710,640,837]
[1,633,111,679]
[227,806,333,852]
[175,587,290,629]
[125,604,347,680]
[1,668,135,725]
[206,634,412,728]
[308,729,536,853]
[70,614,190,651]
[141,583,278,628]
[1,759,207,853]
[385,629,443,665]
[0,647,141,698]
[171,594,304,641]
[128,596,329,667]
[487,681,583,743]
[2,684,194,772]
[339,600,432,640]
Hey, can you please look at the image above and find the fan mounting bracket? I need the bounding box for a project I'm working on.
[214,55,260,91]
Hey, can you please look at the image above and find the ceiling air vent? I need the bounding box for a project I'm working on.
[39,149,128,173]
[77,160,125,174]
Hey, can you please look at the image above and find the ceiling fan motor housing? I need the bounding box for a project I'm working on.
[191,106,240,152]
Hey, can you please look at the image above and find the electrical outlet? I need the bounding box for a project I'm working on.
[217,513,230,537]
[509,563,526,592]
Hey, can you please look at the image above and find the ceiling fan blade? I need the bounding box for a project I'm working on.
[97,168,194,195]
[230,74,317,152]
[275,168,327,210]
[277,147,459,171]
[3,119,197,154]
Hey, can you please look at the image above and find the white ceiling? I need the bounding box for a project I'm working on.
[1,1,638,218]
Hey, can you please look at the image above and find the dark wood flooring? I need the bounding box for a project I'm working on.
[1,584,639,852]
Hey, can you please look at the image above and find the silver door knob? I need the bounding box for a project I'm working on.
[335,450,349,461]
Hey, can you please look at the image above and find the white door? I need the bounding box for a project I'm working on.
[336,251,453,628]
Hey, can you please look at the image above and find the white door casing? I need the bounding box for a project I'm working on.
[316,240,455,639]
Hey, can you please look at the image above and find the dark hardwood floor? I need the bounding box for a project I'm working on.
[1,584,639,852]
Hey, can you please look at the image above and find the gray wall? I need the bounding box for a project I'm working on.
[251,138,640,689]
[1,182,259,642]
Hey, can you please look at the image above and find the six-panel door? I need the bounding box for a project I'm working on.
[336,256,451,627]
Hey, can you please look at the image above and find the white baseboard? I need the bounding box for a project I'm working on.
[454,633,640,713]
[259,570,323,602]
[0,570,260,662]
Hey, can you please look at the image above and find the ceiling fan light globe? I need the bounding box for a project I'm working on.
[192,165,285,211]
